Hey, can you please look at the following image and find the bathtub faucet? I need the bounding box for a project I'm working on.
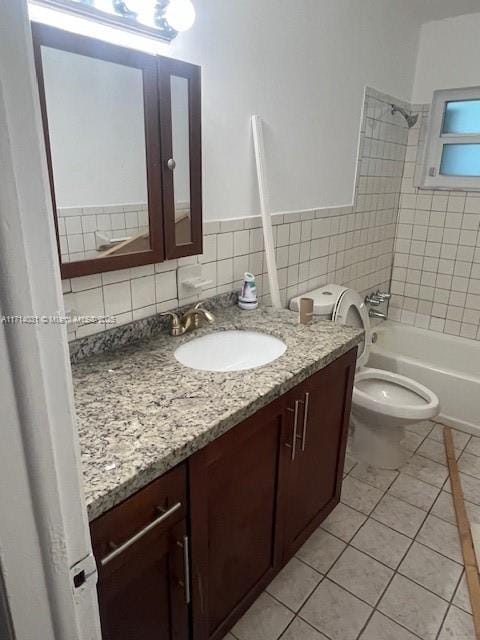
[369,309,387,319]
[365,291,391,306]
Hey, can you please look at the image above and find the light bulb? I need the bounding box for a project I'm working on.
[165,0,195,32]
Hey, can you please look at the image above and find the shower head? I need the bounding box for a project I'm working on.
[391,104,418,128]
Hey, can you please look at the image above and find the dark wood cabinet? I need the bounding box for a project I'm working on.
[31,23,202,279]
[90,465,190,640]
[89,348,356,640]
[189,348,356,640]
[189,400,286,640]
[280,350,356,559]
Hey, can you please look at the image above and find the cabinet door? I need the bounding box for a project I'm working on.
[189,399,287,640]
[90,465,190,640]
[158,56,202,260]
[281,349,356,558]
[32,23,166,279]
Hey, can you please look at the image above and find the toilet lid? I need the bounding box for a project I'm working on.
[332,289,370,367]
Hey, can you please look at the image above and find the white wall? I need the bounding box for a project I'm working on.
[31,0,421,219]
[412,12,480,104]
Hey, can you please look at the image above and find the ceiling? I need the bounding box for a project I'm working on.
[411,0,480,23]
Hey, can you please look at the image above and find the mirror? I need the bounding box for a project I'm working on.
[33,23,202,278]
[40,46,151,263]
[171,75,191,245]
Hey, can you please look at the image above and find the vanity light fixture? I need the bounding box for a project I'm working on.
[29,0,196,41]
[165,0,196,32]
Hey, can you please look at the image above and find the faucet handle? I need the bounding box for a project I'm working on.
[160,311,183,336]
[375,291,391,301]
[194,301,215,323]
[365,294,382,306]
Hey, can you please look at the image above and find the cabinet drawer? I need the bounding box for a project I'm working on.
[91,463,187,568]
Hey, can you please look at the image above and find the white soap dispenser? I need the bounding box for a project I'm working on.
[238,272,258,310]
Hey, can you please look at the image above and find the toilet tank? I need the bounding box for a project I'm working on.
[289,284,347,319]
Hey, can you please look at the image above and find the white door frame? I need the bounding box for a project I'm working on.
[0,1,101,638]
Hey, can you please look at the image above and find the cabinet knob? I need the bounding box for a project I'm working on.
[167,158,176,171]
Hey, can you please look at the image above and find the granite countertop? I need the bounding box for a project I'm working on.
[72,305,363,521]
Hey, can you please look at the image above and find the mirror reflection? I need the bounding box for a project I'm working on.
[171,75,191,245]
[40,46,150,262]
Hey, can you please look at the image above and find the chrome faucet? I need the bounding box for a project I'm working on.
[365,290,391,320]
[161,302,215,337]
[369,309,387,320]
[365,290,391,306]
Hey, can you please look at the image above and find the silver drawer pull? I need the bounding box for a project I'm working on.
[177,535,191,604]
[285,400,300,461]
[301,392,310,452]
[100,501,182,566]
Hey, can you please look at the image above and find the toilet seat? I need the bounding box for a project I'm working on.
[332,289,370,368]
[354,367,439,420]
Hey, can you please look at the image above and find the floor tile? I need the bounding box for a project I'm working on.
[431,490,480,526]
[320,503,367,542]
[328,546,393,606]
[341,476,384,515]
[416,437,461,465]
[280,617,329,640]
[266,557,322,612]
[360,611,419,639]
[458,450,480,479]
[350,463,399,491]
[398,541,463,600]
[232,592,294,640]
[351,518,411,569]
[429,424,470,450]
[444,472,480,506]
[372,494,426,538]
[402,453,449,487]
[464,436,480,457]
[438,605,475,640]
[406,420,434,438]
[416,514,463,563]
[300,578,372,640]
[378,574,448,640]
[388,473,440,511]
[344,454,357,474]
[453,573,472,614]
[296,528,346,574]
[401,430,426,453]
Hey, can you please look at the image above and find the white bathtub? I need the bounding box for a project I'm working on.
[368,320,480,435]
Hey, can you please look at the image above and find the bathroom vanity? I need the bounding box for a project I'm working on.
[72,305,362,640]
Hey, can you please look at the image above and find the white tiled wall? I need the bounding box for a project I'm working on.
[390,105,480,340]
[58,203,148,262]
[64,88,408,342]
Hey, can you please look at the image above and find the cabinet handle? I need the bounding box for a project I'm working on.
[167,158,176,170]
[100,502,182,566]
[301,392,310,452]
[285,400,300,461]
[177,535,191,604]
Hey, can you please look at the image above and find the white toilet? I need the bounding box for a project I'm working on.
[290,285,440,469]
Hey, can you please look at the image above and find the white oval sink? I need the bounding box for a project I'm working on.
[174,330,287,372]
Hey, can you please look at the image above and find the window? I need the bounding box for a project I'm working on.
[422,87,480,190]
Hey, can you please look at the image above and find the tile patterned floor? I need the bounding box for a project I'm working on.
[224,421,480,640]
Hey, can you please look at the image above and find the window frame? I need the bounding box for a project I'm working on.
[422,86,480,191]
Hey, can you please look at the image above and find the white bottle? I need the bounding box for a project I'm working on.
[238,272,258,310]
